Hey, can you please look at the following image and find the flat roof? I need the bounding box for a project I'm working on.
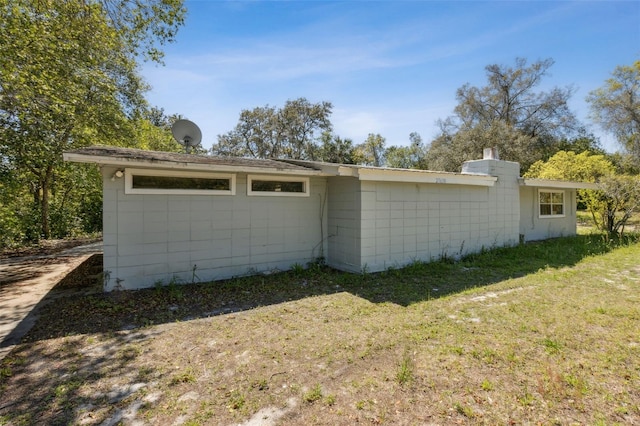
[64,146,323,175]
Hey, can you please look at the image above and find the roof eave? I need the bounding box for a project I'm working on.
[519,178,599,190]
[356,168,497,186]
[63,152,324,176]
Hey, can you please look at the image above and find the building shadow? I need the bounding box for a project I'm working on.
[12,232,637,345]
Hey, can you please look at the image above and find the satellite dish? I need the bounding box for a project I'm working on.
[171,119,202,153]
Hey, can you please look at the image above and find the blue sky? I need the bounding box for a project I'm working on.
[142,1,640,153]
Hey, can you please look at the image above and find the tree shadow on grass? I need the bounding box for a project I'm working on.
[0,326,164,425]
[17,232,639,345]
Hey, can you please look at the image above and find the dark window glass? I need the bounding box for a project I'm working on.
[132,175,230,191]
[251,180,305,193]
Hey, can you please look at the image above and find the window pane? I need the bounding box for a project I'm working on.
[540,192,551,203]
[133,175,230,190]
[540,204,551,216]
[251,180,305,193]
[552,204,564,215]
[552,192,564,203]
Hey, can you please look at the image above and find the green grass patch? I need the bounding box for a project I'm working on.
[2,231,639,425]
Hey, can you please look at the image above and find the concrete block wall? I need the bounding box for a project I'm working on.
[326,177,362,273]
[354,158,521,273]
[357,181,494,272]
[102,166,328,290]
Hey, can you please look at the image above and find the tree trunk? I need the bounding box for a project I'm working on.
[40,165,54,239]
[41,179,50,239]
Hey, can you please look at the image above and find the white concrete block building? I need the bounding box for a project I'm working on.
[64,146,596,291]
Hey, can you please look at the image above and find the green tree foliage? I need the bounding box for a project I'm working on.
[354,133,387,167]
[385,132,428,169]
[212,98,333,160]
[525,150,639,234]
[314,132,357,164]
[133,107,184,153]
[525,151,615,182]
[587,60,640,166]
[426,58,578,172]
[0,0,185,246]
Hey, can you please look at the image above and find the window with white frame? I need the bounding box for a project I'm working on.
[538,189,564,217]
[125,168,235,195]
[247,175,309,197]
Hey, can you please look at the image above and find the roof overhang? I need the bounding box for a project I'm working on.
[279,158,497,186]
[355,168,497,186]
[519,178,599,190]
[63,151,324,176]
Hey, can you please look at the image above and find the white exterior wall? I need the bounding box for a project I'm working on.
[325,159,522,274]
[102,166,328,290]
[358,181,493,272]
[519,187,578,242]
[326,177,361,273]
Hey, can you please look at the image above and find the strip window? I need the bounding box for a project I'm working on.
[247,175,309,197]
[125,168,235,195]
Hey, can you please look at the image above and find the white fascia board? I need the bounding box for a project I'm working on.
[355,168,497,186]
[62,152,323,176]
[520,178,598,190]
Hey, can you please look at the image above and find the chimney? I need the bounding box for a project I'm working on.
[483,147,499,160]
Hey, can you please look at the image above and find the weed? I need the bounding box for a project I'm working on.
[324,394,336,406]
[361,263,369,276]
[251,378,269,391]
[481,379,494,391]
[542,338,562,355]
[170,367,196,385]
[396,354,414,386]
[167,277,184,299]
[564,373,589,395]
[227,390,245,410]
[0,366,11,380]
[303,384,323,403]
[290,262,305,276]
[137,366,154,381]
[449,346,464,356]
[454,402,475,418]
[518,387,535,407]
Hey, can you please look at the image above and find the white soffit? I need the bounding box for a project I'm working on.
[520,178,598,190]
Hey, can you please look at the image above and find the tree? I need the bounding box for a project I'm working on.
[524,150,615,182]
[314,132,357,164]
[587,61,640,165]
[427,58,578,172]
[0,0,185,243]
[385,132,428,169]
[133,107,184,153]
[588,175,640,235]
[354,134,386,167]
[212,98,333,160]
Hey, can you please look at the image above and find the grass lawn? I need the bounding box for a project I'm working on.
[1,233,639,425]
